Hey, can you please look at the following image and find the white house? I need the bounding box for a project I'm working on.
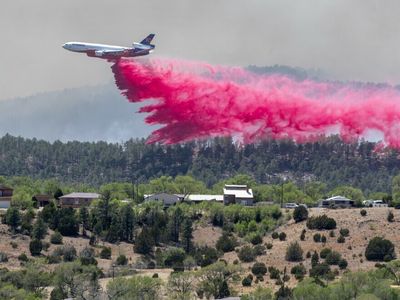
[223,184,254,206]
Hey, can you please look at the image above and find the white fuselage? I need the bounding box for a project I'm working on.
[63,42,129,53]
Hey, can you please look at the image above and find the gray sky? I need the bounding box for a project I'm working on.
[1,0,400,100]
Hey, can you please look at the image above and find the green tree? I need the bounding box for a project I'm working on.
[5,207,21,233]
[32,215,47,240]
[106,275,162,300]
[120,204,135,242]
[29,239,42,256]
[79,206,89,237]
[181,218,193,253]
[135,227,154,255]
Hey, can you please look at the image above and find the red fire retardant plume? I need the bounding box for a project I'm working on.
[111,58,400,148]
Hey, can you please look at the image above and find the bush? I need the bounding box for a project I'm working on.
[195,246,220,267]
[0,252,8,262]
[388,211,394,222]
[152,273,158,278]
[291,264,306,280]
[249,233,263,245]
[10,241,18,249]
[313,233,321,243]
[338,259,348,269]
[306,251,311,259]
[163,247,186,271]
[300,229,306,241]
[309,263,332,279]
[320,248,332,259]
[216,233,237,252]
[238,246,256,262]
[311,251,319,267]
[329,230,335,237]
[271,232,279,239]
[242,276,252,287]
[279,232,286,241]
[365,237,396,261]
[360,209,367,216]
[79,247,97,266]
[285,242,303,262]
[266,243,273,249]
[100,247,112,259]
[50,231,63,245]
[116,254,128,266]
[47,253,61,264]
[29,239,42,256]
[253,244,266,256]
[337,235,345,243]
[251,262,268,276]
[62,245,77,262]
[17,253,28,262]
[293,206,308,223]
[321,235,327,243]
[307,215,337,230]
[268,266,280,279]
[325,251,341,265]
[339,228,350,237]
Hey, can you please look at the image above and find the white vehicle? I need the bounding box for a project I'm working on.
[362,200,388,208]
[285,203,299,209]
[63,34,155,59]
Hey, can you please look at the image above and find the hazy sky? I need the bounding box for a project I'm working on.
[1,0,400,100]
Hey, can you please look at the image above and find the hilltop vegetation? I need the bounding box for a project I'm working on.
[1,134,400,196]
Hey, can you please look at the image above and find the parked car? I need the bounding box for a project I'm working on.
[285,203,299,209]
[362,200,388,208]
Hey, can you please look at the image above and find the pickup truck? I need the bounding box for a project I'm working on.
[362,200,388,208]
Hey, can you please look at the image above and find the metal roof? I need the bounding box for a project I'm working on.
[60,192,100,199]
[185,194,223,201]
[223,184,253,199]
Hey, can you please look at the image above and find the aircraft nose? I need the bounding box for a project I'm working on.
[62,43,69,49]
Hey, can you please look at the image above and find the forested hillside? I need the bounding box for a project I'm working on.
[0,134,399,194]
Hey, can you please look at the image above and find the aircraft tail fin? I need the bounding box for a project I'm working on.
[140,34,155,45]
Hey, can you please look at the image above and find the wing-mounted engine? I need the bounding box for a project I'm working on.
[95,50,104,57]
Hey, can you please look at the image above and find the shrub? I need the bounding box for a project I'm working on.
[306,251,311,259]
[242,276,252,287]
[10,241,18,249]
[233,259,239,265]
[29,239,42,256]
[300,229,306,241]
[313,233,321,243]
[47,253,61,264]
[311,251,319,267]
[338,259,348,269]
[251,262,268,276]
[339,228,350,237]
[152,273,158,278]
[100,247,112,259]
[216,233,237,252]
[388,211,394,223]
[62,245,77,262]
[163,247,186,271]
[50,231,63,245]
[238,246,256,262]
[253,244,266,256]
[268,266,280,279]
[266,243,273,249]
[307,215,337,230]
[285,242,303,262]
[360,209,367,216]
[17,253,28,262]
[116,254,128,266]
[325,251,341,265]
[337,235,345,243]
[320,248,332,259]
[309,263,332,279]
[293,206,308,223]
[0,252,8,262]
[79,247,97,266]
[195,246,220,267]
[321,235,327,243]
[249,233,263,245]
[291,264,306,280]
[365,237,396,261]
[271,232,279,239]
[329,230,335,237]
[279,232,287,241]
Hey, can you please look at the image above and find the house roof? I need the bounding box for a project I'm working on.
[223,185,253,199]
[185,194,223,202]
[0,185,13,191]
[60,192,100,199]
[34,194,52,201]
[325,195,353,202]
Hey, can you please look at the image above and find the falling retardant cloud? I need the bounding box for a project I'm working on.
[112,57,400,148]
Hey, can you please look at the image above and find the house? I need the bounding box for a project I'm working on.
[144,193,184,207]
[58,192,100,208]
[32,194,52,207]
[319,195,354,208]
[0,185,13,209]
[184,194,223,203]
[223,184,254,206]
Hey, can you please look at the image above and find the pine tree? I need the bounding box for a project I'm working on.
[5,207,21,233]
[168,207,183,243]
[32,215,48,240]
[311,251,319,267]
[181,218,193,253]
[134,227,154,254]
[120,204,134,242]
[79,206,89,236]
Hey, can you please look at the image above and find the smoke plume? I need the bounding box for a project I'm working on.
[111,58,400,148]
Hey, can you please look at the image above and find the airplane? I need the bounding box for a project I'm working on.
[62,34,155,59]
